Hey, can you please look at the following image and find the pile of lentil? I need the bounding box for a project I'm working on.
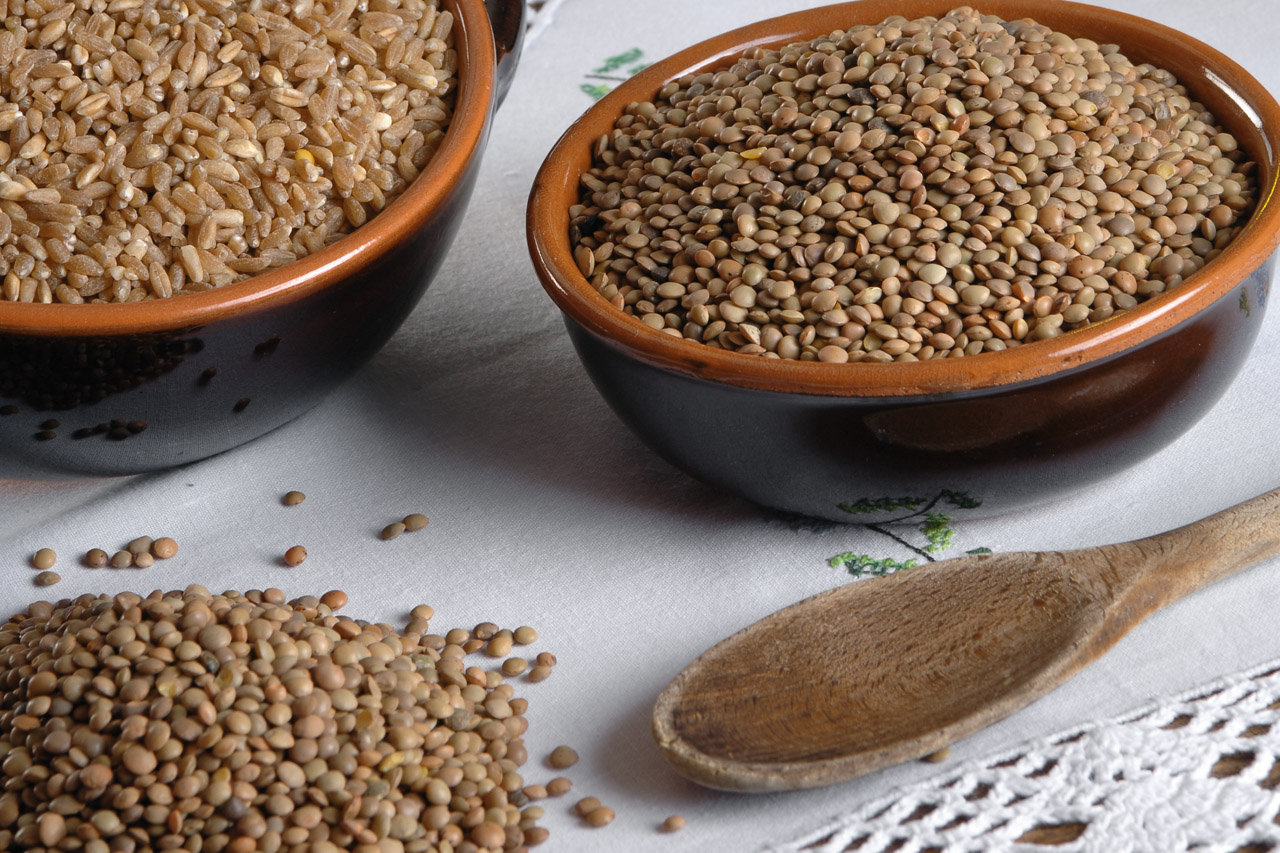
[0,587,549,852]
[568,7,1256,362]
[0,0,456,305]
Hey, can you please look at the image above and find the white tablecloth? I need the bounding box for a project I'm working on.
[3,1,1280,849]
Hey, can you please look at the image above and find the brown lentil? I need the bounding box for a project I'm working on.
[380,521,407,540]
[0,0,457,305]
[586,806,616,828]
[30,548,55,570]
[0,588,549,850]
[575,796,602,817]
[151,537,179,559]
[283,545,307,566]
[502,657,529,676]
[132,551,154,569]
[320,589,348,610]
[514,625,538,645]
[33,570,59,586]
[83,548,108,568]
[549,745,580,769]
[403,512,430,531]
[126,535,153,556]
[282,490,306,506]
[662,815,688,832]
[546,777,574,797]
[569,9,1256,362]
[528,665,553,683]
[109,549,132,569]
[923,746,953,763]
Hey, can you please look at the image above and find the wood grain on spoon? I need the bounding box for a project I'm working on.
[652,489,1280,792]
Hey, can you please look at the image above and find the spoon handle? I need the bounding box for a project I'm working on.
[1107,487,1280,613]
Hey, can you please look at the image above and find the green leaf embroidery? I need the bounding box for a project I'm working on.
[826,552,919,578]
[920,513,955,554]
[837,496,926,515]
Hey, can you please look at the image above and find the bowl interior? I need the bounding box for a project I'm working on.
[0,0,497,337]
[529,0,1280,397]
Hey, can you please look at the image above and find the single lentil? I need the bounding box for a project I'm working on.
[923,746,953,763]
[126,535,153,556]
[528,665,554,683]
[31,548,55,570]
[83,548,108,568]
[403,513,430,531]
[132,551,154,569]
[283,545,308,566]
[568,8,1256,362]
[109,549,133,569]
[575,796,602,817]
[514,625,539,644]
[586,806,617,828]
[550,745,580,769]
[151,537,179,559]
[381,521,407,540]
[546,777,574,797]
[283,490,306,506]
[662,815,688,832]
[320,589,349,610]
[33,570,59,586]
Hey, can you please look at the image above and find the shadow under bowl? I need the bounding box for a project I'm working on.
[528,0,1280,522]
[0,0,522,478]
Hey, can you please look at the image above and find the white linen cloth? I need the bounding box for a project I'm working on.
[3,1,1279,849]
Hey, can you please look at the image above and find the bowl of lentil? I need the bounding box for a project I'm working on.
[528,0,1280,521]
[0,0,524,476]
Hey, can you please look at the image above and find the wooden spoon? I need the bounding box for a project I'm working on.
[652,489,1280,792]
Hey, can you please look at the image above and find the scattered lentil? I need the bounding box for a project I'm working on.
[550,745,580,769]
[662,815,688,832]
[283,490,307,506]
[537,651,558,667]
[283,545,308,566]
[151,537,179,559]
[586,806,617,828]
[32,570,59,586]
[568,8,1256,361]
[528,665,554,683]
[514,625,539,644]
[503,657,530,676]
[30,548,56,570]
[547,777,574,797]
[380,521,407,540]
[320,589,349,610]
[109,549,133,569]
[923,746,953,763]
[575,796,603,817]
[0,0,458,305]
[83,548,108,568]
[132,551,155,569]
[403,513,430,531]
[126,535,153,556]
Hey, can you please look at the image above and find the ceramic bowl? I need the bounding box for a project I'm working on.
[528,0,1280,522]
[0,0,524,477]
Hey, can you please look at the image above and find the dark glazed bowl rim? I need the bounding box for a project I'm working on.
[0,0,497,337]
[528,0,1280,398]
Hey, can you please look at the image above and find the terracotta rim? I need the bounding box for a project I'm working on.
[528,0,1280,397]
[0,0,497,336]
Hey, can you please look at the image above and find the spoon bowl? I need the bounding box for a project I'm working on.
[653,489,1280,791]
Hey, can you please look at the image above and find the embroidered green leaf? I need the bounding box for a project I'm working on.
[966,547,994,555]
[827,552,919,578]
[837,496,927,515]
[594,48,644,74]
[940,489,982,510]
[920,512,955,554]
[580,82,612,101]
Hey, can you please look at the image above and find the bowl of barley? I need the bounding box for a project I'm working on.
[528,0,1280,521]
[0,0,523,476]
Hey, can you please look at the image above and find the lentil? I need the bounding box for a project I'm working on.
[126,535,154,556]
[151,537,179,559]
[83,548,108,568]
[575,796,603,817]
[569,9,1256,361]
[282,490,306,506]
[110,549,133,569]
[31,548,56,569]
[283,545,307,566]
[33,570,60,586]
[0,588,549,850]
[403,513,430,531]
[586,806,616,827]
[132,551,154,569]
[549,745,580,769]
[0,0,457,305]
[546,777,574,797]
[381,521,407,540]
[662,815,688,832]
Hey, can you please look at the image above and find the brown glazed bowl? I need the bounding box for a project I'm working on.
[0,0,524,477]
[529,0,1280,521]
